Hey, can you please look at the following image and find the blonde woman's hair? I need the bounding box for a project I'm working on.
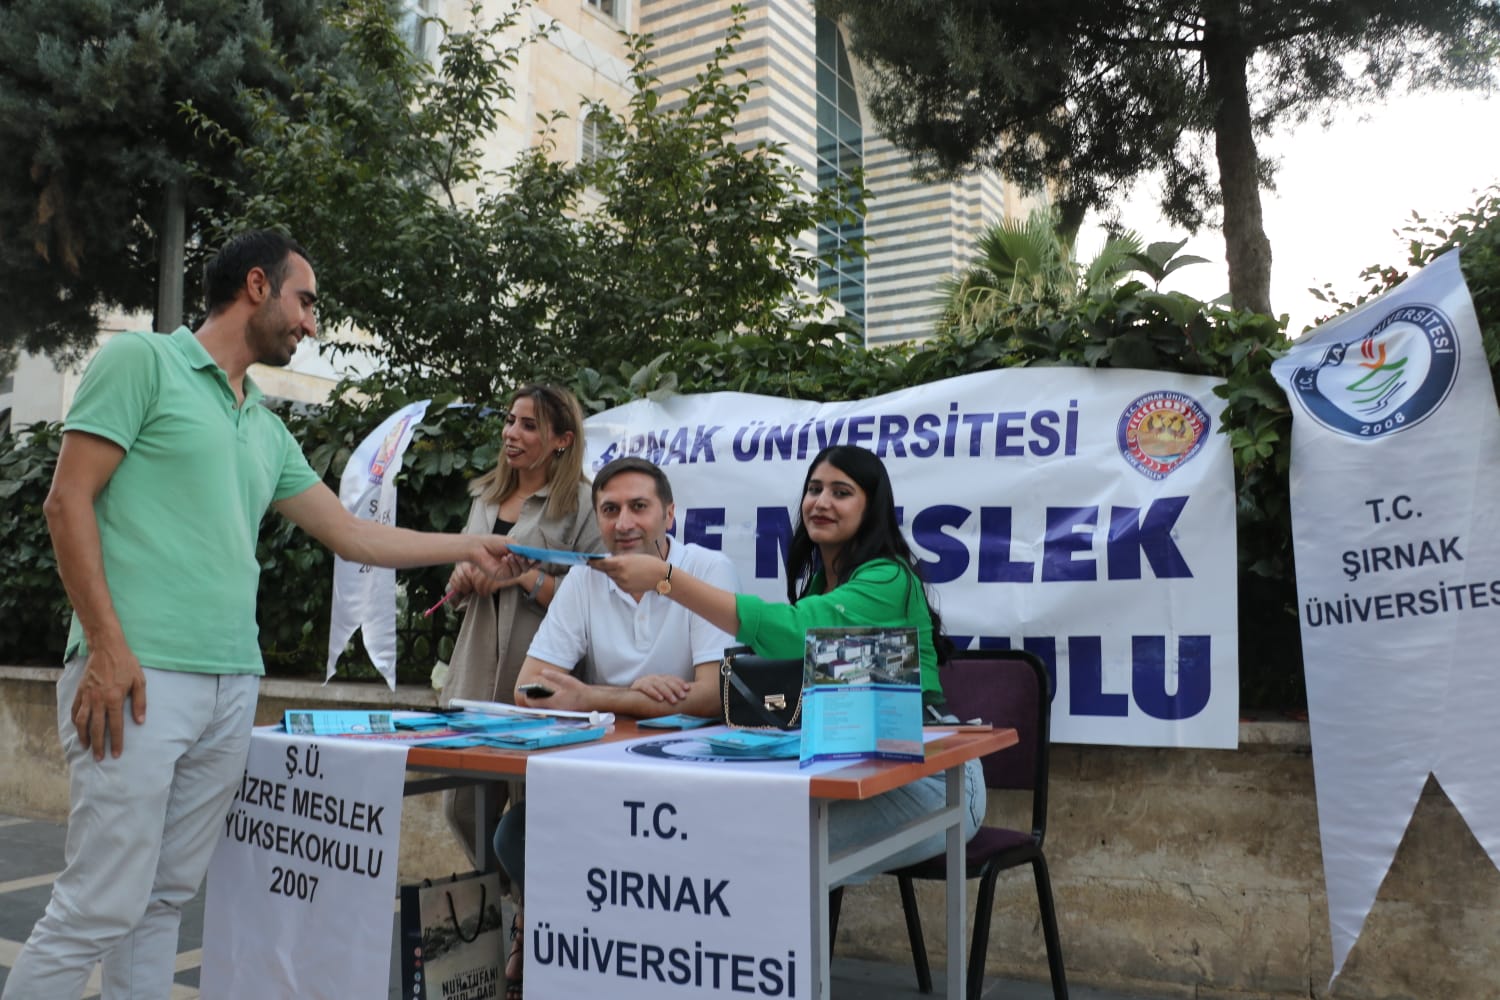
[470,384,588,522]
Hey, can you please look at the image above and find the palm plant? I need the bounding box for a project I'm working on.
[936,207,1144,335]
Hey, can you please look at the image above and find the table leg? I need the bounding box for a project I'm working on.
[474,782,498,872]
[811,798,831,1000]
[946,763,967,999]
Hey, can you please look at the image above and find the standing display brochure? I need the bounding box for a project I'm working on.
[799,627,923,765]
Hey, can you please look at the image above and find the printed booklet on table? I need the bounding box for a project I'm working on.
[799,627,923,766]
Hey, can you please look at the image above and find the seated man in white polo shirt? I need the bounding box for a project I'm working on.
[512,454,739,716]
[496,456,738,993]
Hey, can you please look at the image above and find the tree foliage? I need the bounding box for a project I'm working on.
[816,0,1500,315]
[0,0,350,368]
[190,0,863,403]
[8,190,1500,706]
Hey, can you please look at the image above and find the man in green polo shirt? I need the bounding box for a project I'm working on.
[4,231,515,1000]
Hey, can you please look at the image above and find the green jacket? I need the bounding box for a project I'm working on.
[735,558,942,704]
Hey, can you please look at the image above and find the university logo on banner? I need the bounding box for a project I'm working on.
[1270,250,1500,984]
[1284,301,1459,440]
[327,399,430,688]
[1116,390,1213,480]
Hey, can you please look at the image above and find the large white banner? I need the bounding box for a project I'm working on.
[581,368,1239,748]
[527,734,814,998]
[327,399,430,688]
[1271,249,1500,982]
[201,731,408,999]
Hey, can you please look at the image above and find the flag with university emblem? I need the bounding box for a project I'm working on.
[1271,250,1500,984]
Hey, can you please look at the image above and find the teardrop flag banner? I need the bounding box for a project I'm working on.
[1271,250,1500,983]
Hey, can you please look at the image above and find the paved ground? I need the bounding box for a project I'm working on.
[1,812,1163,999]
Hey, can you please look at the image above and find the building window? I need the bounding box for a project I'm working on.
[815,17,865,334]
[399,0,438,60]
[579,110,609,165]
[585,0,623,24]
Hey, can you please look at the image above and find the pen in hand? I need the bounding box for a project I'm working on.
[423,590,458,617]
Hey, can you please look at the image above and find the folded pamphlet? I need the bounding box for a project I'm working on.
[702,730,802,759]
[283,710,395,736]
[484,724,608,750]
[506,542,608,566]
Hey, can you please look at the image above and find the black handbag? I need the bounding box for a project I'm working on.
[719,645,804,730]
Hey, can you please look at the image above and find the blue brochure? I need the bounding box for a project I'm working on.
[798,684,924,767]
[702,730,802,759]
[483,724,608,750]
[419,725,607,750]
[507,542,608,565]
[799,627,924,766]
[637,714,718,729]
[444,713,552,733]
[283,710,396,736]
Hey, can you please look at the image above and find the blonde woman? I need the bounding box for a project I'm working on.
[440,384,601,870]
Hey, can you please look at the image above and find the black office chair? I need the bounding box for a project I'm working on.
[879,649,1068,999]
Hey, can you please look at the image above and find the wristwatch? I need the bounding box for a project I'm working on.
[656,563,673,595]
[527,570,548,601]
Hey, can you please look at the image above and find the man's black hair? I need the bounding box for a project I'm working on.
[203,231,311,315]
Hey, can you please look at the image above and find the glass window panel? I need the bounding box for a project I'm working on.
[838,111,861,146]
[838,80,859,120]
[836,33,856,83]
[817,63,836,110]
[816,16,836,67]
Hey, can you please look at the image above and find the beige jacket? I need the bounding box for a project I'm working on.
[439,480,600,867]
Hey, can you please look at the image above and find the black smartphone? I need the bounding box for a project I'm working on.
[517,682,554,699]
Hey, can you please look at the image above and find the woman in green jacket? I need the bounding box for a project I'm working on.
[593,444,985,877]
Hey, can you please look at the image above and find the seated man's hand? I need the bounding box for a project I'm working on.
[516,668,592,712]
[629,673,692,704]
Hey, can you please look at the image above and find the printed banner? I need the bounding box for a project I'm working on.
[581,367,1239,748]
[327,399,430,687]
[526,734,817,999]
[1271,249,1500,982]
[200,731,409,999]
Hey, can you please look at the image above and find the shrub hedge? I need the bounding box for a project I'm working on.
[4,186,1496,706]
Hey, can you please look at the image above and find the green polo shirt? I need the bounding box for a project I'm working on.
[63,328,320,674]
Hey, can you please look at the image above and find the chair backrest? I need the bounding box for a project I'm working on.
[937,649,1053,840]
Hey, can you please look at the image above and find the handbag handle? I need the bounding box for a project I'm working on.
[445,882,487,944]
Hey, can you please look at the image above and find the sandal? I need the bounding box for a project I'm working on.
[504,909,523,999]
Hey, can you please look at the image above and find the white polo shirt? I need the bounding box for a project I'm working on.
[527,541,740,686]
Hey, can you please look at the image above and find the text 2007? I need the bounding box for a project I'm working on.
[270,866,320,902]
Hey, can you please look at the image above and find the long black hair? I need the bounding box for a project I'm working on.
[785,445,951,659]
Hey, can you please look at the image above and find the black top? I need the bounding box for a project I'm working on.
[492,517,515,610]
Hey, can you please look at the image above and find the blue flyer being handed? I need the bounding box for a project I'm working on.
[506,542,608,565]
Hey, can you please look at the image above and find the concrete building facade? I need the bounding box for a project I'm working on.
[430,0,1033,345]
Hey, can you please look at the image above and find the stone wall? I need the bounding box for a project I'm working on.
[2,667,1492,998]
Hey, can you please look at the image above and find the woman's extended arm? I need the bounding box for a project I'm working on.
[589,553,741,634]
